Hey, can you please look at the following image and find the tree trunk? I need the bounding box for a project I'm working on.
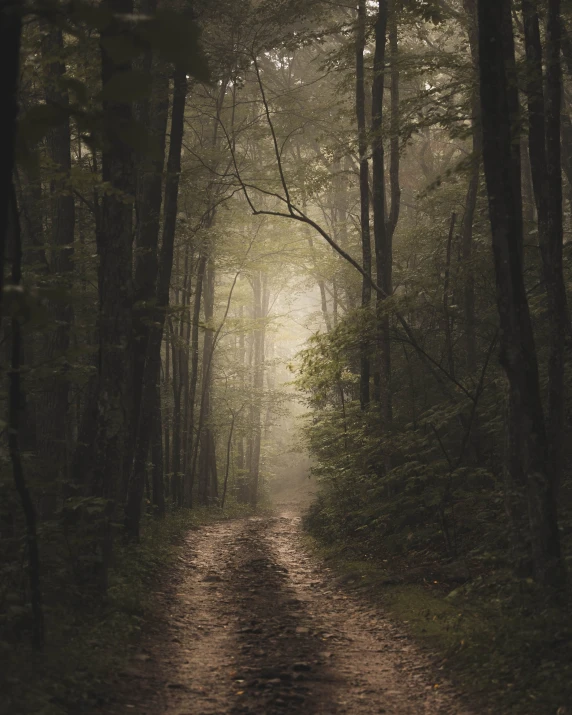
[522,0,568,504]
[209,429,218,502]
[221,414,235,509]
[198,258,215,505]
[164,324,171,491]
[356,0,372,409]
[170,318,182,505]
[9,187,44,650]
[372,0,393,434]
[236,305,246,501]
[124,67,187,541]
[185,252,206,505]
[151,379,165,517]
[443,213,457,378]
[461,0,481,373]
[249,272,267,507]
[179,244,192,500]
[477,0,564,587]
[93,0,135,582]
[37,23,75,507]
[388,6,401,240]
[131,37,168,463]
[544,0,567,502]
[0,0,21,302]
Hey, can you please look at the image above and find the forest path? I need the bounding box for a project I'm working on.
[105,512,476,715]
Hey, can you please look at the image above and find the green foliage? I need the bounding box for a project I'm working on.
[309,540,572,714]
[0,508,225,715]
[296,288,508,564]
[17,2,210,169]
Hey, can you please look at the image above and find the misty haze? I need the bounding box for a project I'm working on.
[1,0,572,713]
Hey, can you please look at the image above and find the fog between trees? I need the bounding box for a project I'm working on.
[2,0,572,710]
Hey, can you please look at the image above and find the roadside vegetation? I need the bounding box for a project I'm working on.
[2,504,258,715]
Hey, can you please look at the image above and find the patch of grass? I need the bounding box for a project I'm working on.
[307,538,572,715]
[1,505,260,715]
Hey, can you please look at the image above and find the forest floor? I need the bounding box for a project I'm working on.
[99,504,479,715]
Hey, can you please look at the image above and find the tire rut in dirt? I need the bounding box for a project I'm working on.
[229,517,340,715]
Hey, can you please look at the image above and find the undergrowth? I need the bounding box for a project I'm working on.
[308,537,572,715]
[1,503,258,715]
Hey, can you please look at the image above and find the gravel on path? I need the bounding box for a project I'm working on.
[102,513,477,715]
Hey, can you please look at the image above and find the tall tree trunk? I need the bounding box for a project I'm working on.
[221,413,235,509]
[372,0,393,435]
[236,305,246,501]
[356,0,372,409]
[388,6,401,241]
[443,213,457,378]
[164,324,171,490]
[131,36,168,466]
[0,0,21,300]
[124,67,187,541]
[151,379,165,517]
[522,0,567,503]
[249,272,267,507]
[462,0,481,373]
[179,244,192,501]
[93,0,135,582]
[198,258,215,505]
[477,0,564,587]
[170,318,182,505]
[209,429,218,501]
[37,23,75,507]
[318,279,331,332]
[185,252,206,505]
[9,187,44,650]
[544,0,567,502]
[560,107,572,215]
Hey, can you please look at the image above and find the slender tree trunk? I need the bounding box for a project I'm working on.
[544,0,567,500]
[209,430,218,501]
[179,244,192,500]
[462,0,481,372]
[164,325,171,489]
[318,280,331,332]
[560,107,572,215]
[198,258,215,505]
[521,134,536,226]
[388,6,401,239]
[37,23,75,505]
[171,323,182,504]
[0,0,21,299]
[124,67,187,540]
[236,306,246,501]
[372,0,393,433]
[151,379,165,517]
[522,0,567,502]
[333,278,338,325]
[356,0,372,409]
[9,187,44,650]
[221,414,235,509]
[249,272,267,507]
[186,252,206,505]
[443,213,457,378]
[477,0,564,587]
[131,36,168,460]
[15,163,44,462]
[93,0,135,581]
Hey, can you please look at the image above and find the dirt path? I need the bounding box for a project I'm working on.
[105,513,476,714]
